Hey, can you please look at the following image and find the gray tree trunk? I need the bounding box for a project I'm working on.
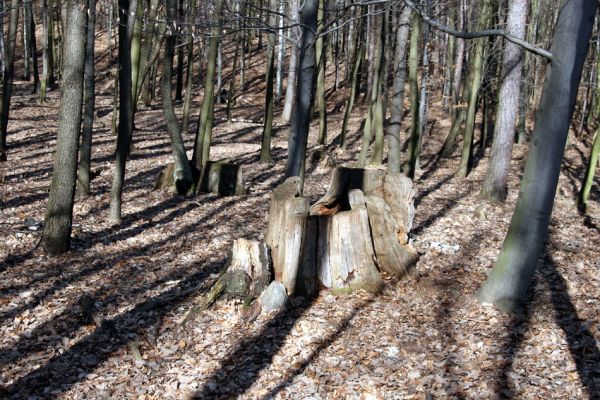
[285,0,318,189]
[281,0,300,123]
[480,0,528,203]
[42,0,88,254]
[478,0,597,312]
[388,6,411,173]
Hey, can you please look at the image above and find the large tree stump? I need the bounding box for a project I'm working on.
[268,167,418,296]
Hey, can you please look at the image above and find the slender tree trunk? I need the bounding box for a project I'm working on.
[578,128,600,211]
[388,6,411,173]
[0,0,19,161]
[27,0,40,94]
[0,0,4,79]
[40,0,50,102]
[174,0,185,101]
[130,0,142,111]
[281,0,300,123]
[442,10,456,113]
[451,0,466,123]
[182,0,196,133]
[135,0,159,109]
[368,9,388,165]
[402,12,421,178]
[275,0,285,102]
[226,25,241,122]
[480,0,527,203]
[339,39,364,150]
[77,0,97,197]
[417,5,431,171]
[316,0,327,145]
[42,0,88,255]
[457,0,493,178]
[162,0,193,194]
[109,0,136,223]
[285,0,318,189]
[23,0,31,81]
[191,0,223,175]
[260,0,276,163]
[478,0,596,312]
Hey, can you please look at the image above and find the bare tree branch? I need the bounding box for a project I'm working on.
[403,0,554,61]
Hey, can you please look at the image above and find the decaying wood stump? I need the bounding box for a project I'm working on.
[184,167,418,324]
[266,166,418,296]
[197,161,246,196]
[155,161,245,196]
[182,238,270,325]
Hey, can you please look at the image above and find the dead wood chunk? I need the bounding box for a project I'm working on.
[279,197,310,296]
[297,215,318,298]
[318,189,383,293]
[228,239,271,298]
[198,161,246,196]
[365,195,419,277]
[265,177,303,279]
[154,163,176,191]
[310,166,386,216]
[381,172,416,243]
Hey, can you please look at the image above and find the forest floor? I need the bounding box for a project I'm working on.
[1,41,600,399]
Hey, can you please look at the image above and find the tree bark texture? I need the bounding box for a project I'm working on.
[285,0,318,188]
[109,0,136,222]
[161,0,193,195]
[77,0,97,197]
[480,0,528,203]
[42,0,88,254]
[388,6,412,173]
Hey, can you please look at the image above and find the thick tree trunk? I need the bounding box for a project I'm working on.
[161,0,193,195]
[77,0,97,197]
[42,0,88,254]
[0,0,19,161]
[480,0,527,203]
[478,0,596,312]
[109,0,136,223]
[388,6,412,173]
[285,0,318,188]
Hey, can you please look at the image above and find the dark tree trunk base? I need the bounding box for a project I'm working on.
[155,160,246,196]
